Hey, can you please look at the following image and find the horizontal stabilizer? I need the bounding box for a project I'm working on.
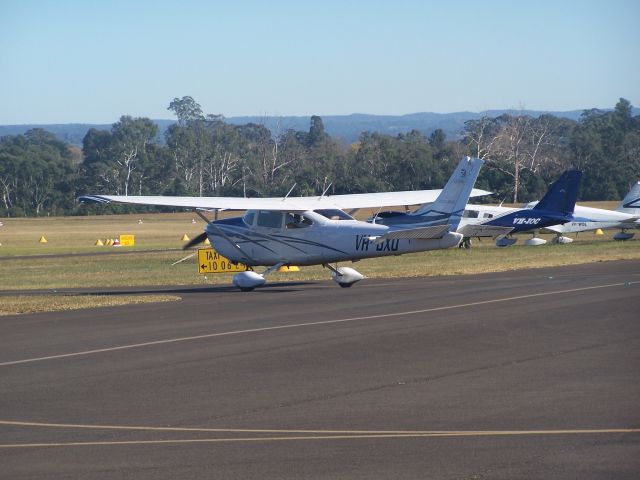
[458,224,514,238]
[542,225,563,234]
[377,224,450,242]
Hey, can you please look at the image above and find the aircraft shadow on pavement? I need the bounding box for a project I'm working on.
[63,281,320,296]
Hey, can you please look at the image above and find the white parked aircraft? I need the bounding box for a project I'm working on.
[542,207,638,242]
[454,180,640,246]
[81,157,485,290]
[452,203,638,246]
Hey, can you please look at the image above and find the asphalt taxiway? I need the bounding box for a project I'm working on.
[1,260,639,479]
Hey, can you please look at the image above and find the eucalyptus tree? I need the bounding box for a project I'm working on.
[0,129,75,216]
[463,112,576,202]
[111,116,158,196]
[570,98,640,200]
[168,96,204,125]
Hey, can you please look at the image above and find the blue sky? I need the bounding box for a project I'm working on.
[1,0,638,124]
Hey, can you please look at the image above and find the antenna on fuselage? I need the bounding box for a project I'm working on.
[282,183,297,201]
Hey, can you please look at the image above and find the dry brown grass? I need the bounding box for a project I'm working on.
[0,294,181,316]
[0,212,215,255]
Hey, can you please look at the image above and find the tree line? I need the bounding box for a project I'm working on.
[1,97,638,217]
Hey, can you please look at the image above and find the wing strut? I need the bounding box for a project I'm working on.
[282,183,297,200]
[196,210,213,224]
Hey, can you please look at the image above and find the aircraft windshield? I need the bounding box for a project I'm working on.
[243,210,256,226]
[314,209,354,220]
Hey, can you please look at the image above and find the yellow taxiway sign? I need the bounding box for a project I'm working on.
[197,248,249,274]
[119,234,135,246]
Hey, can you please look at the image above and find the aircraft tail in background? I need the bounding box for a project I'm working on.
[618,181,640,215]
[411,156,484,230]
[532,170,582,216]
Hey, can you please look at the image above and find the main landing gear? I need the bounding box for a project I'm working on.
[495,235,518,247]
[458,237,472,249]
[232,263,366,291]
[523,231,547,246]
[551,234,573,244]
[232,263,285,291]
[614,230,635,241]
[324,264,364,288]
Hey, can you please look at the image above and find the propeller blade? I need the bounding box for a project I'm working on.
[183,231,208,250]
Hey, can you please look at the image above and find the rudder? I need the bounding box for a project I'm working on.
[618,181,640,214]
[413,156,484,230]
[533,170,582,215]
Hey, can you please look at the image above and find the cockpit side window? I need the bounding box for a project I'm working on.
[285,213,313,228]
[462,209,479,218]
[314,209,354,220]
[256,210,283,228]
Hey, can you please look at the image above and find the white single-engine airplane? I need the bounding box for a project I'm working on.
[81,157,485,290]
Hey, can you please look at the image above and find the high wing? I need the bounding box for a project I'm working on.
[79,188,491,211]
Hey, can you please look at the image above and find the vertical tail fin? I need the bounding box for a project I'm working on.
[413,156,484,230]
[618,181,640,214]
[533,170,582,215]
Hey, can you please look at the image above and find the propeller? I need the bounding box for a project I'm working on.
[183,231,208,250]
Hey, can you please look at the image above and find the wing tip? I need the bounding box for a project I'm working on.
[77,195,111,204]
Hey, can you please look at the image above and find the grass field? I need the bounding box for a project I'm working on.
[0,211,207,256]
[1,206,639,293]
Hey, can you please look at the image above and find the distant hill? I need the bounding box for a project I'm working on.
[0,120,175,147]
[2,108,638,146]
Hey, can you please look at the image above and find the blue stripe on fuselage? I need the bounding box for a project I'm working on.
[485,209,571,231]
